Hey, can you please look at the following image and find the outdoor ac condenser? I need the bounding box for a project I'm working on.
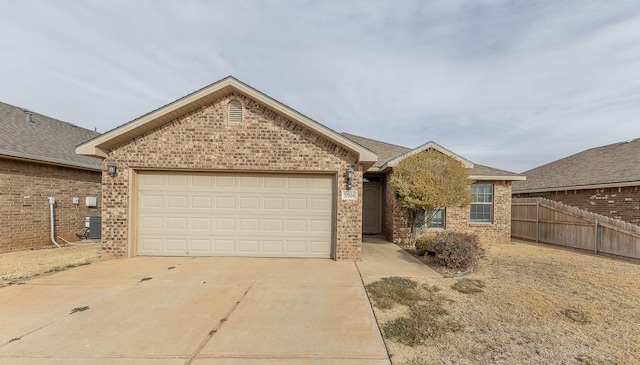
[86,215,102,239]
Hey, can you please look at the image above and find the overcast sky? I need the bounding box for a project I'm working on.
[1,1,639,173]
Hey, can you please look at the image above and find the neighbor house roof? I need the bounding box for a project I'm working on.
[342,133,524,181]
[0,101,101,171]
[513,138,640,193]
[76,76,377,168]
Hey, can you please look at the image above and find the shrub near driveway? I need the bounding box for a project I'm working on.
[364,241,640,365]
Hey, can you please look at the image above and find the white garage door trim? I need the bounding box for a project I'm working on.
[135,171,335,258]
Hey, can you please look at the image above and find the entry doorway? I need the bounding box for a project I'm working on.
[362,175,383,234]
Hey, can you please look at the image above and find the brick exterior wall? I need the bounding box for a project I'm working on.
[102,93,363,260]
[514,186,640,225]
[384,175,512,245]
[0,158,102,252]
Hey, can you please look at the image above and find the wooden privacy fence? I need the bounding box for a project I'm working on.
[512,197,640,260]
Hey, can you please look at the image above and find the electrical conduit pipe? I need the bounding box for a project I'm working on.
[48,197,61,248]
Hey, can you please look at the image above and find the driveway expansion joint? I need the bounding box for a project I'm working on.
[184,259,275,365]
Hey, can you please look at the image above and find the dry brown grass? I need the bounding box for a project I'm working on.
[366,240,640,365]
[0,243,101,286]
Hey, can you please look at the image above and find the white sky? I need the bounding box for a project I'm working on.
[1,0,639,173]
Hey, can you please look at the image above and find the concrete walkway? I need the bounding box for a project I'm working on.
[357,235,440,278]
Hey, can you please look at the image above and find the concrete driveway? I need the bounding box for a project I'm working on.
[0,257,389,364]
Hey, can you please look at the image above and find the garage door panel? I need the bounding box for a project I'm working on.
[263,177,284,188]
[263,240,283,253]
[285,240,306,253]
[238,176,259,188]
[167,217,187,230]
[192,175,213,187]
[263,197,284,210]
[167,195,188,208]
[215,218,236,230]
[140,173,164,187]
[215,176,236,187]
[137,172,333,258]
[239,240,259,252]
[239,197,260,209]
[191,239,213,252]
[141,194,164,208]
[287,198,307,210]
[263,219,283,232]
[311,198,331,211]
[215,239,236,252]
[310,241,331,253]
[310,219,331,232]
[311,178,331,190]
[167,175,188,186]
[239,219,259,231]
[167,239,187,252]
[141,216,163,230]
[215,196,236,209]
[190,218,212,230]
[140,238,162,252]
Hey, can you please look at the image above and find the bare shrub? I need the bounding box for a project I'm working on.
[432,231,481,270]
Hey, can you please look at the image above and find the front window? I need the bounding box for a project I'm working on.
[470,184,493,223]
[426,209,445,228]
[407,208,446,228]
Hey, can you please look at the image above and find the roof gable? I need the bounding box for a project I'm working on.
[76,76,377,167]
[513,138,640,193]
[384,141,474,170]
[0,101,101,170]
[342,133,524,181]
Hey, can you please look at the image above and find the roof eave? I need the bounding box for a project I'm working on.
[0,151,102,172]
[514,180,640,194]
[470,175,526,181]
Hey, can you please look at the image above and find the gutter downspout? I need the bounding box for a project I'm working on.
[48,197,61,248]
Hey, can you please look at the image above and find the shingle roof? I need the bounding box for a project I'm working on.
[341,133,410,168]
[468,164,522,179]
[0,101,101,170]
[342,133,523,180]
[513,138,640,193]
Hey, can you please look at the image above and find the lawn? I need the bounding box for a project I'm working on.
[0,243,101,287]
[364,240,640,365]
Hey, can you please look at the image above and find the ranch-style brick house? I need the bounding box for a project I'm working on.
[77,76,523,260]
[0,101,102,252]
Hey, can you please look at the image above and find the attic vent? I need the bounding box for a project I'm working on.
[24,110,33,123]
[228,100,242,123]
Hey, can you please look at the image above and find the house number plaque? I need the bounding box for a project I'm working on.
[341,190,358,201]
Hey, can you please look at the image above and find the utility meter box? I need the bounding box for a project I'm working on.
[86,215,102,239]
[85,196,97,207]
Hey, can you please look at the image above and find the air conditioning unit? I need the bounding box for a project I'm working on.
[85,215,102,239]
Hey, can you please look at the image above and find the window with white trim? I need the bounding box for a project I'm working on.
[407,208,446,228]
[470,184,493,223]
[227,100,242,123]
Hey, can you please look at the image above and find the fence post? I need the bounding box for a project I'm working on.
[594,220,599,255]
[536,200,540,243]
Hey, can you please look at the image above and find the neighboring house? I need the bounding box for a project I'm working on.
[77,76,522,260]
[513,138,640,225]
[0,102,102,252]
[342,134,524,245]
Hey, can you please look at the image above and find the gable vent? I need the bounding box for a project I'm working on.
[228,100,242,123]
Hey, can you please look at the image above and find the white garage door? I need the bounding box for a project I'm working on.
[136,171,334,258]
